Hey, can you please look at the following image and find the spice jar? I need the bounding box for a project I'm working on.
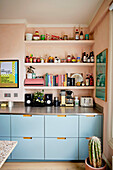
[71,55,76,63]
[41,35,45,40]
[46,34,50,40]
[25,56,29,63]
[67,55,71,63]
[33,57,36,63]
[63,35,68,40]
[37,57,41,63]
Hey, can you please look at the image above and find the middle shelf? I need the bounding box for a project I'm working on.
[24,86,95,90]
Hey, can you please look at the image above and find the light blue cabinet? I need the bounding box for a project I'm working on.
[45,138,78,160]
[11,115,44,137]
[0,137,11,159]
[79,115,102,137]
[79,138,89,160]
[12,137,44,159]
[45,116,78,137]
[0,115,10,137]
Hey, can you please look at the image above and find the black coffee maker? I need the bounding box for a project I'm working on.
[65,90,74,107]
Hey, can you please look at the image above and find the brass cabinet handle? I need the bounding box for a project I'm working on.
[86,137,91,140]
[57,137,66,140]
[23,137,32,139]
[86,115,95,117]
[23,115,32,117]
[57,115,66,117]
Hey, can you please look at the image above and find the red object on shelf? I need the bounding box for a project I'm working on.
[24,79,44,86]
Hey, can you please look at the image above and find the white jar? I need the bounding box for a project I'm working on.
[26,33,33,41]
[75,96,79,106]
[27,73,32,79]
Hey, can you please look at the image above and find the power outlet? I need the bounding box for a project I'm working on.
[14,93,18,97]
[4,93,11,97]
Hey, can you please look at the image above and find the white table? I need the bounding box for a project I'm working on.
[0,141,17,168]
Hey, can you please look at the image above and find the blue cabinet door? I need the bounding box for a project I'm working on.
[0,137,11,159]
[79,116,102,137]
[45,116,78,137]
[79,138,89,160]
[11,115,44,137]
[12,137,44,160]
[45,138,78,160]
[0,115,10,137]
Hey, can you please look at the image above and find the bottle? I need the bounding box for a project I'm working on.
[90,51,94,63]
[87,54,91,63]
[82,52,87,63]
[86,74,90,86]
[80,29,83,40]
[75,96,79,106]
[90,74,94,86]
[75,29,79,40]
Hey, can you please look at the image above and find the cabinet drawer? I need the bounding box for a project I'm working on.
[79,138,89,160]
[11,115,44,137]
[79,115,102,137]
[0,137,11,159]
[0,115,10,136]
[45,138,78,160]
[12,137,44,159]
[45,116,78,137]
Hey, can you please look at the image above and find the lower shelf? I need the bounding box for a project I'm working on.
[24,86,95,90]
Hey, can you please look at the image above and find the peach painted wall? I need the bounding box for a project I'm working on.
[0,24,25,101]
[90,11,113,163]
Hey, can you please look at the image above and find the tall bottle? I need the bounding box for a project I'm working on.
[75,29,79,40]
[86,74,90,86]
[80,28,83,40]
[82,52,87,63]
[89,74,94,86]
[90,51,94,63]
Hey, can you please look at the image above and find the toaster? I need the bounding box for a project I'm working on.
[80,96,93,107]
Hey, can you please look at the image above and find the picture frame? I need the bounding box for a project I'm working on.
[96,49,108,101]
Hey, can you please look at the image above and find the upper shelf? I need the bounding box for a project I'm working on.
[24,63,95,66]
[24,40,95,45]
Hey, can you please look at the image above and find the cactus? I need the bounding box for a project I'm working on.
[88,136,102,168]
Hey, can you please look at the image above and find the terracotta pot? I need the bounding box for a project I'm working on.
[85,157,106,170]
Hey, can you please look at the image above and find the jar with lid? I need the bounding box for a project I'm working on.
[33,57,36,63]
[75,96,79,106]
[75,29,79,40]
[67,55,71,63]
[25,56,29,63]
[29,54,33,63]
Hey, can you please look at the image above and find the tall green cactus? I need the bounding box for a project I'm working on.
[88,136,102,168]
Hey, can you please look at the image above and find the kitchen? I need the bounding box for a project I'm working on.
[0,0,113,169]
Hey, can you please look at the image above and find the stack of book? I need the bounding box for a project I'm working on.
[44,73,68,86]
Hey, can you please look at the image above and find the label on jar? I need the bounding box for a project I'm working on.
[75,34,79,40]
[80,35,83,40]
[86,79,89,86]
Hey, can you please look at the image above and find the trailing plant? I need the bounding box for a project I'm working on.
[33,90,44,103]
[27,66,35,73]
[88,136,102,168]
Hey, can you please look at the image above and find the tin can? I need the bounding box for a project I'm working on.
[41,35,45,40]
[85,34,89,40]
[77,57,80,63]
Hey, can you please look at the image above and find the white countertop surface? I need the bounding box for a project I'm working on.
[0,141,17,168]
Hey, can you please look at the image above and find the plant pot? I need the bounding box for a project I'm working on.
[85,157,106,170]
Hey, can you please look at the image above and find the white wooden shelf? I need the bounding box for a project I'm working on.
[24,86,95,90]
[24,40,95,45]
[24,63,95,66]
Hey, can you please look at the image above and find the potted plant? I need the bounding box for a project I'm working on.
[26,66,35,79]
[32,90,45,107]
[85,136,106,170]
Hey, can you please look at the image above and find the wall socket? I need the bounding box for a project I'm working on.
[4,93,11,97]
[14,93,18,97]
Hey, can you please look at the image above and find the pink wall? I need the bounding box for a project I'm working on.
[90,10,113,164]
[0,24,25,101]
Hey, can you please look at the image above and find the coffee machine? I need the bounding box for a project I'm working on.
[65,90,74,107]
[60,90,66,106]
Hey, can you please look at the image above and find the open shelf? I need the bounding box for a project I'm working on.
[24,63,95,66]
[24,86,95,90]
[24,40,95,45]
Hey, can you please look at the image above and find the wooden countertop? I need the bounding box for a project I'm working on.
[0,103,102,115]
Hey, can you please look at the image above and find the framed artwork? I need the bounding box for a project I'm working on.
[0,60,19,88]
[96,49,108,101]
